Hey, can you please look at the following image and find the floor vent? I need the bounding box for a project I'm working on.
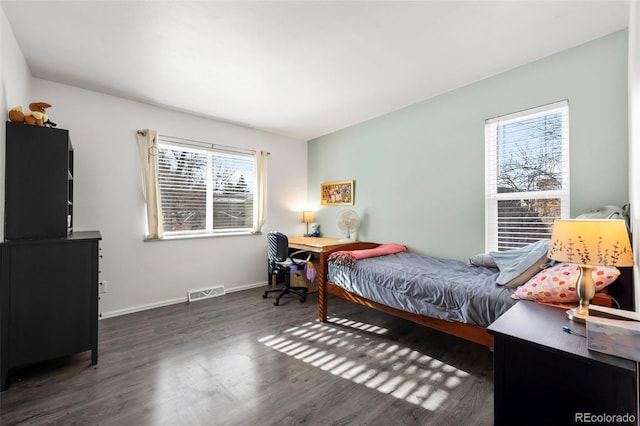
[188,286,226,302]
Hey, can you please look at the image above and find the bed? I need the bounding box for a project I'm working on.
[317,242,634,348]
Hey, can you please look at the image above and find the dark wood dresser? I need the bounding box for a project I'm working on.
[0,232,101,391]
[1,122,101,391]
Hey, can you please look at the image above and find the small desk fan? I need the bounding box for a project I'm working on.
[337,209,360,242]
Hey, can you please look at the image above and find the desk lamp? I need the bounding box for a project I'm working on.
[302,211,314,236]
[548,219,633,322]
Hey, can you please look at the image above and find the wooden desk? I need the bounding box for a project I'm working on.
[288,236,345,253]
[488,301,638,425]
[287,237,346,311]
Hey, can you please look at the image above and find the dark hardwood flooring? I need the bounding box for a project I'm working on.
[0,288,494,425]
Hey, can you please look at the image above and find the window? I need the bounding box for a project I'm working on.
[485,100,570,251]
[157,139,256,236]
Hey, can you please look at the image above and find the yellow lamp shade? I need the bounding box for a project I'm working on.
[302,211,314,223]
[548,219,633,267]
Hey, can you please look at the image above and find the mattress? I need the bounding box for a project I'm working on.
[327,252,517,327]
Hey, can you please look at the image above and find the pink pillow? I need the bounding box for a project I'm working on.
[511,263,620,302]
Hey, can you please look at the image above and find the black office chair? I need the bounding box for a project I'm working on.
[263,232,311,306]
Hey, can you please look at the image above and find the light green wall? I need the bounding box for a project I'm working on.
[308,30,629,260]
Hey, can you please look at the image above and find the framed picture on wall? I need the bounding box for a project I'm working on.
[321,180,354,205]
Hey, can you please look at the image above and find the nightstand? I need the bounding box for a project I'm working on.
[487,301,638,426]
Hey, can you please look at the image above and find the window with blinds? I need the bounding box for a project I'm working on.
[157,139,255,235]
[485,100,570,251]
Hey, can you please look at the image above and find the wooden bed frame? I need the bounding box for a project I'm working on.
[317,242,627,348]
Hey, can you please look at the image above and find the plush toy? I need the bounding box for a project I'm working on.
[8,102,56,127]
[310,222,321,237]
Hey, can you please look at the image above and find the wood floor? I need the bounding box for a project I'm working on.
[0,288,494,426]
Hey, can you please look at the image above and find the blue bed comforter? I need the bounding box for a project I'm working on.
[327,252,516,327]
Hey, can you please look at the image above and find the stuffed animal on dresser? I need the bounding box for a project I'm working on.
[8,102,57,127]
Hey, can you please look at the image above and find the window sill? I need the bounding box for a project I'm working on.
[144,231,261,242]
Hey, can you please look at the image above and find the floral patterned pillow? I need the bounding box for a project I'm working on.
[511,263,620,302]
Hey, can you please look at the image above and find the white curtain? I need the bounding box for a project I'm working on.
[252,149,268,233]
[137,129,164,239]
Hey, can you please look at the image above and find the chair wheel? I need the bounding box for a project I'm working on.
[273,300,279,306]
[262,292,267,299]
[300,297,306,303]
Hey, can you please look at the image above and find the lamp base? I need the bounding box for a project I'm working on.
[565,264,595,323]
[566,306,588,323]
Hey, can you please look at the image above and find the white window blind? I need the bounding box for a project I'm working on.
[485,100,570,251]
[157,136,256,236]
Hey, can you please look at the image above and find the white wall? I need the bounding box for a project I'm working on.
[0,8,30,119]
[629,0,640,312]
[2,7,309,317]
[1,8,32,240]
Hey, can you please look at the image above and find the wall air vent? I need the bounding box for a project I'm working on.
[188,286,226,302]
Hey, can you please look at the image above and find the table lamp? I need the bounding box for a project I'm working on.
[302,211,314,236]
[547,219,634,322]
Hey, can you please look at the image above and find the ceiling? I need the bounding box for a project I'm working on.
[1,1,630,141]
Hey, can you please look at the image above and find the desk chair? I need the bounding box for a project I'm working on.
[263,232,310,306]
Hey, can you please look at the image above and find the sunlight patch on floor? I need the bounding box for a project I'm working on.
[258,317,469,411]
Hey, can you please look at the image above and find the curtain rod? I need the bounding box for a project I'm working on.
[136,130,270,155]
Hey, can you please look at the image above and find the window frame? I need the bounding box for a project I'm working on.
[485,100,570,252]
[156,139,257,239]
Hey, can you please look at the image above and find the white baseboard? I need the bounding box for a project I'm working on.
[226,281,267,293]
[99,281,268,319]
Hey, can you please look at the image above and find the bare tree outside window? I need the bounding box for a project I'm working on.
[158,149,207,231]
[212,157,253,230]
[497,113,563,193]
